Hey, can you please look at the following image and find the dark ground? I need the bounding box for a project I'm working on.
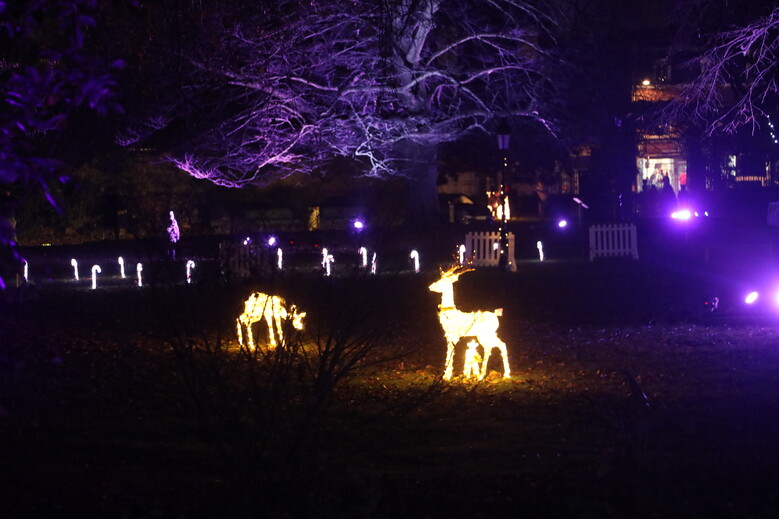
[3,217,779,518]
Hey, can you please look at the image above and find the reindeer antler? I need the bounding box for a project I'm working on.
[439,264,475,278]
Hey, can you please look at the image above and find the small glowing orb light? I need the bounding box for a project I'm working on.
[71,259,79,281]
[118,257,125,279]
[671,209,692,221]
[371,252,377,275]
[410,250,420,273]
[458,244,466,265]
[359,247,368,268]
[167,211,180,243]
[276,248,283,270]
[23,260,28,283]
[267,236,276,247]
[136,263,143,287]
[91,265,101,290]
[236,292,306,350]
[186,260,195,284]
[353,219,365,230]
[745,291,759,304]
[536,241,544,261]
[429,265,510,380]
[243,236,252,246]
[558,219,568,229]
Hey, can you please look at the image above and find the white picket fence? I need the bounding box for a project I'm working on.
[465,231,517,271]
[588,223,639,260]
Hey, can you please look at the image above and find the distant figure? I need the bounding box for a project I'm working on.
[662,174,677,214]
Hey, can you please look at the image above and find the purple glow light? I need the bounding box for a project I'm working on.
[671,209,692,221]
[745,291,759,304]
[557,219,568,228]
[353,219,365,230]
[268,236,277,246]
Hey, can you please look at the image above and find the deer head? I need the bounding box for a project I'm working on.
[428,265,474,293]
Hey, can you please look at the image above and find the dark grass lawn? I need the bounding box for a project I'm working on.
[3,257,779,518]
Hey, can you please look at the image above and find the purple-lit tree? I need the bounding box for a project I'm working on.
[122,0,565,219]
[667,6,778,133]
[0,0,120,284]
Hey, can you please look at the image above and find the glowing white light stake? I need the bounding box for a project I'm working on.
[371,253,377,275]
[321,247,329,267]
[71,259,79,281]
[410,250,420,273]
[458,244,466,265]
[91,265,101,290]
[186,260,195,284]
[429,265,510,380]
[236,292,306,350]
[359,246,368,268]
[23,260,28,283]
[324,254,334,276]
[118,257,125,279]
[136,263,143,287]
[537,241,544,261]
[276,248,283,270]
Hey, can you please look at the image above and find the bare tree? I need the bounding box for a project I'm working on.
[122,0,565,214]
[667,6,779,134]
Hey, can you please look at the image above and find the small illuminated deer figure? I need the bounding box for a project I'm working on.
[236,292,306,350]
[428,266,510,380]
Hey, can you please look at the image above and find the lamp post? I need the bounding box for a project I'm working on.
[496,119,511,270]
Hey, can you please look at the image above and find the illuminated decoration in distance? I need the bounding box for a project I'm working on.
[277,248,283,270]
[428,265,511,380]
[71,259,79,281]
[236,292,306,350]
[536,241,544,261]
[321,247,329,267]
[268,236,277,246]
[23,260,28,283]
[136,263,143,287]
[167,211,180,243]
[118,257,125,279]
[353,219,365,230]
[243,236,252,245]
[745,291,759,304]
[371,252,377,275]
[410,250,420,273]
[458,244,466,265]
[91,265,101,290]
[359,247,368,268]
[558,219,568,228]
[324,252,334,276]
[186,260,195,284]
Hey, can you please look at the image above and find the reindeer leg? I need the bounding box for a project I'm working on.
[265,313,277,349]
[444,341,456,380]
[236,318,244,347]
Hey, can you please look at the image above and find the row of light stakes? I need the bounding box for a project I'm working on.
[65,257,191,288]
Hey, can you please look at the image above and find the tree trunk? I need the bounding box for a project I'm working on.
[400,141,440,228]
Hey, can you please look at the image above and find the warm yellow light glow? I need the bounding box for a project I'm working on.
[642,78,651,86]
[429,266,510,380]
[236,292,306,350]
[463,340,483,379]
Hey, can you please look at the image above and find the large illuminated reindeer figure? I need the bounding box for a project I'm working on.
[236,292,306,350]
[428,266,510,380]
